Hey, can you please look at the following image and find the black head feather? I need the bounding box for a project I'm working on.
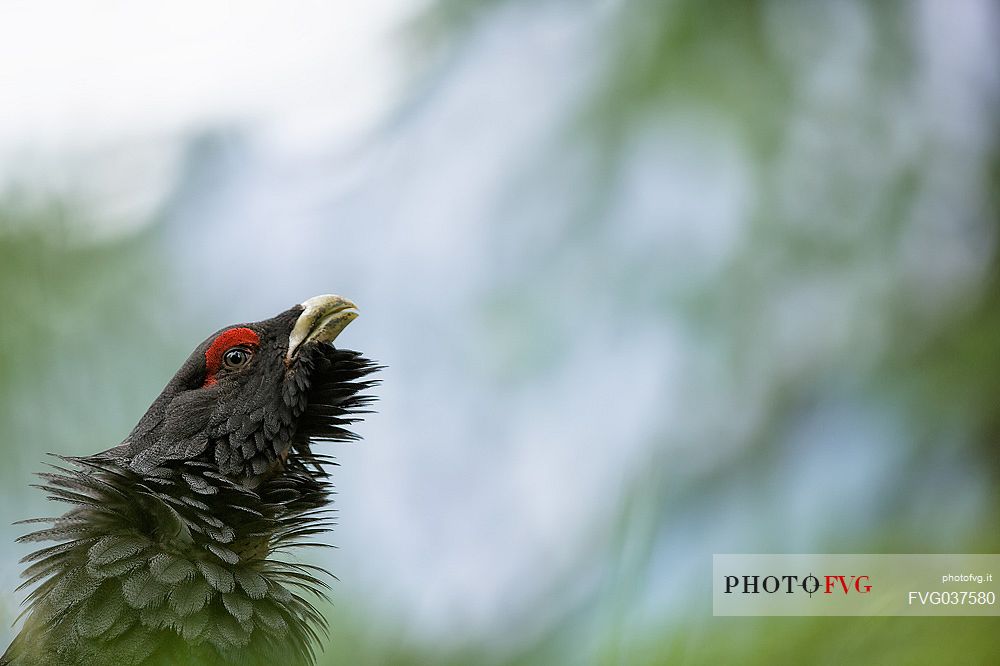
[2,299,380,666]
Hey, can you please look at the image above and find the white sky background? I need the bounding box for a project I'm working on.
[0,0,405,145]
[0,0,408,235]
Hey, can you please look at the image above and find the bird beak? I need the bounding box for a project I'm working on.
[286,294,359,361]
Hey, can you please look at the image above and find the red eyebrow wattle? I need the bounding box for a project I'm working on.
[203,327,259,387]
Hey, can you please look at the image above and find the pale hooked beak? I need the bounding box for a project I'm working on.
[286,294,359,361]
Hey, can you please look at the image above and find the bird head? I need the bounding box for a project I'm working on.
[122,294,375,480]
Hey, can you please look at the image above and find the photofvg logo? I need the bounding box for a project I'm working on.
[723,573,872,597]
[713,554,1000,616]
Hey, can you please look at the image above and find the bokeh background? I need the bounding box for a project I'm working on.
[2,1,999,663]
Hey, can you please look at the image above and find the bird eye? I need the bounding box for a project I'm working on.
[222,346,252,369]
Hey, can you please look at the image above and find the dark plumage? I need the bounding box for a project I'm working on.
[2,295,379,666]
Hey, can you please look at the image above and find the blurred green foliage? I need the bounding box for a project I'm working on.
[0,205,167,476]
[398,0,1000,663]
